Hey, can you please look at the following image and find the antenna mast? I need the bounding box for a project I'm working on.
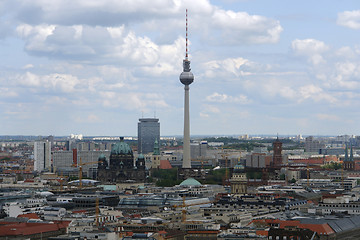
[185,9,188,60]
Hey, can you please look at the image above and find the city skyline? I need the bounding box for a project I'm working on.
[1,1,360,136]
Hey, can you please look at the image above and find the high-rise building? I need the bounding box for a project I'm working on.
[305,136,325,153]
[34,141,51,172]
[138,118,160,154]
[179,9,194,169]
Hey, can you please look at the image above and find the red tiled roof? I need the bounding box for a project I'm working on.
[72,210,87,213]
[256,230,268,236]
[252,219,335,235]
[160,160,172,169]
[17,213,40,219]
[0,221,70,237]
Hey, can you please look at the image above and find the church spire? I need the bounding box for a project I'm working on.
[345,143,349,162]
[153,138,160,156]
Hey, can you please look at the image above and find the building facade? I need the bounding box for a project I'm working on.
[273,138,283,167]
[34,141,51,172]
[98,138,146,183]
[138,118,160,154]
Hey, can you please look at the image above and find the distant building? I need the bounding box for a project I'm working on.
[230,163,247,194]
[305,136,325,153]
[273,137,283,167]
[246,153,272,168]
[343,144,355,171]
[52,149,111,177]
[34,141,51,172]
[151,139,161,169]
[138,118,160,154]
[190,141,208,159]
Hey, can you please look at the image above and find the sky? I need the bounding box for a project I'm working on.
[1,0,360,137]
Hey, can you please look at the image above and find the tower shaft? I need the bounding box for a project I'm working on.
[182,85,191,168]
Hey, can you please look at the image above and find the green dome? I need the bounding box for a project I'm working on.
[98,154,106,160]
[111,139,133,155]
[180,178,202,186]
[138,154,145,159]
[234,163,245,172]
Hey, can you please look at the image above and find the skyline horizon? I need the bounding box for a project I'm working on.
[0,132,355,139]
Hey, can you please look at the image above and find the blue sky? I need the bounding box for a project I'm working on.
[1,0,360,136]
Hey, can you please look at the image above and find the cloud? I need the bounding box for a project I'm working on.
[16,72,81,93]
[199,104,221,118]
[316,113,340,121]
[12,0,282,63]
[0,88,18,98]
[206,92,250,104]
[99,91,169,111]
[298,84,337,103]
[210,9,283,44]
[291,39,329,65]
[337,10,360,29]
[202,57,254,79]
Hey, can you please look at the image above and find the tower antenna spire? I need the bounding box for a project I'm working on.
[185,9,188,60]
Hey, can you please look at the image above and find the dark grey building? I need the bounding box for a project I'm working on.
[138,118,160,154]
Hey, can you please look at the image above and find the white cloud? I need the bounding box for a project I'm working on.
[210,9,283,44]
[13,0,282,64]
[74,114,101,123]
[0,88,18,97]
[316,113,340,121]
[99,91,169,111]
[337,10,360,29]
[298,84,337,103]
[199,104,221,118]
[292,39,329,65]
[206,92,250,104]
[16,72,81,93]
[22,64,34,69]
[203,57,250,78]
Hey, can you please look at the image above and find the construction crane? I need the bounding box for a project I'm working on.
[181,196,186,222]
[172,196,213,222]
[95,197,99,226]
[220,147,231,186]
[72,158,101,189]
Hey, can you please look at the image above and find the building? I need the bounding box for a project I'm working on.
[190,141,208,160]
[52,149,111,177]
[246,153,272,168]
[230,163,247,194]
[343,144,355,170]
[151,139,161,169]
[272,137,283,167]
[34,141,51,172]
[97,137,146,183]
[305,136,325,153]
[138,118,160,154]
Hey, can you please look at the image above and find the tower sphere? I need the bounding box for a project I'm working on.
[180,59,194,85]
[180,71,194,85]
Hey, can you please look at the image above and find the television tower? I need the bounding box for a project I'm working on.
[180,9,194,169]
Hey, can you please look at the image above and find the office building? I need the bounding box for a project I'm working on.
[138,118,160,154]
[305,136,325,153]
[34,141,51,172]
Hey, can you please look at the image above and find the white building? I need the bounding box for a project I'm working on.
[34,141,51,172]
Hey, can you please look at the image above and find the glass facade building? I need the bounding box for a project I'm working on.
[138,118,160,154]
